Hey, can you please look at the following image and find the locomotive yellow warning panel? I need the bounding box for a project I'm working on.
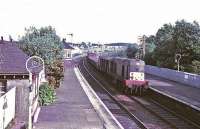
[130,72,144,81]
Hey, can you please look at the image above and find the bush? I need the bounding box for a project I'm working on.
[191,60,200,74]
[46,60,64,88]
[39,83,56,106]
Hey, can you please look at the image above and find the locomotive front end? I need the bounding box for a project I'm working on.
[124,59,148,95]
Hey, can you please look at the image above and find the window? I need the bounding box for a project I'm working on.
[68,53,71,58]
[122,65,124,77]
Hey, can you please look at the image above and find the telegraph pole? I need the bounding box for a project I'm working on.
[141,35,146,58]
[138,35,146,59]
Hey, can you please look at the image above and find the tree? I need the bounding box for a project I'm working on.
[126,44,139,58]
[145,35,156,54]
[144,20,200,74]
[155,23,174,46]
[19,26,64,87]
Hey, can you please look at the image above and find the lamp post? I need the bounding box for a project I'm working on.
[175,54,181,71]
[26,56,44,129]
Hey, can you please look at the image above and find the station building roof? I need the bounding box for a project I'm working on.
[0,39,29,75]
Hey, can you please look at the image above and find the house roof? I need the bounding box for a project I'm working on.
[0,40,29,75]
[63,42,74,49]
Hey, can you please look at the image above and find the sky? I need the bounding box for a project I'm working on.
[0,0,200,43]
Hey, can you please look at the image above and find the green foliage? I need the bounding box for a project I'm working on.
[18,26,64,87]
[47,60,64,88]
[19,26,63,65]
[39,83,56,106]
[189,60,200,74]
[145,20,200,74]
[144,52,156,65]
[126,44,139,58]
[145,35,156,53]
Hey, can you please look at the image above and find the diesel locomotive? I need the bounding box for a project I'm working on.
[87,53,149,95]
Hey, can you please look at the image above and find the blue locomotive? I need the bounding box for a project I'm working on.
[87,53,149,95]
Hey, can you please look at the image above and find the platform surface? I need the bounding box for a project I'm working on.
[146,74,200,108]
[34,60,104,129]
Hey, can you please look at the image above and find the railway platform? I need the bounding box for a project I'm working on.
[34,60,104,129]
[34,59,122,129]
[146,74,200,110]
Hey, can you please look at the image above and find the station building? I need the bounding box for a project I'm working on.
[0,36,44,128]
[0,37,29,96]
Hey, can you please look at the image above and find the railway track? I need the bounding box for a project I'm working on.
[79,58,199,129]
[79,59,169,129]
[79,59,145,129]
[147,88,200,128]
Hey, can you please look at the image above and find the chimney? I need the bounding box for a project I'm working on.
[62,38,66,42]
[9,35,13,42]
[1,36,3,41]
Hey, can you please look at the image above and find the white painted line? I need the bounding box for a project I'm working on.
[74,67,124,129]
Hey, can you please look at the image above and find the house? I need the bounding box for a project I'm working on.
[63,39,75,59]
[63,39,83,59]
[71,46,82,57]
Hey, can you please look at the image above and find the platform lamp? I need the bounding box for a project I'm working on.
[26,56,44,129]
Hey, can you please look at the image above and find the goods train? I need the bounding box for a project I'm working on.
[87,53,149,95]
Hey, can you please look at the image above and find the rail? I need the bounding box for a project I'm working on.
[81,59,148,129]
[85,57,200,129]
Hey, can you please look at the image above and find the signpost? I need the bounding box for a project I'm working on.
[26,56,44,129]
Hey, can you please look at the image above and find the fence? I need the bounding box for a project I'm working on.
[145,65,200,88]
[0,87,16,129]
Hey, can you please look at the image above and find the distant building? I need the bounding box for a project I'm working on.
[88,45,102,53]
[63,41,75,59]
[71,46,82,56]
[63,39,84,59]
[104,43,129,52]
